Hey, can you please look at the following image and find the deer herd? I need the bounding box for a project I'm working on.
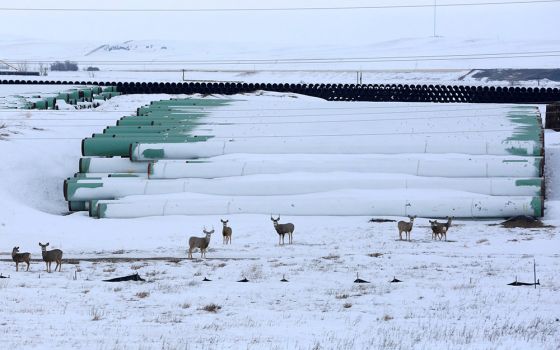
[11,242,64,272]
[9,215,454,270]
[398,215,454,242]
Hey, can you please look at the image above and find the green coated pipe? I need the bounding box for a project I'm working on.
[137,110,207,117]
[80,88,93,99]
[92,132,194,138]
[33,100,48,109]
[89,200,100,217]
[103,126,200,134]
[45,97,56,109]
[104,125,183,133]
[79,157,149,174]
[68,90,80,100]
[68,201,88,211]
[56,93,69,102]
[117,116,204,126]
[149,98,231,106]
[82,135,212,157]
[120,115,204,122]
[101,91,121,99]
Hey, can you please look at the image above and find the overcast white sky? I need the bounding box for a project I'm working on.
[1,0,559,45]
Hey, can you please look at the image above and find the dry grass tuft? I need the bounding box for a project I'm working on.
[382,314,394,321]
[322,253,340,260]
[135,292,150,299]
[201,303,222,313]
[90,307,104,321]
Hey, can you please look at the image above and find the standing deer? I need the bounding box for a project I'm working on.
[11,247,31,272]
[39,242,63,272]
[188,227,214,259]
[221,219,232,245]
[397,215,416,241]
[429,217,453,241]
[271,215,295,245]
[429,220,445,240]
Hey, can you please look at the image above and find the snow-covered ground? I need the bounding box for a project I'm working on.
[2,38,560,86]
[0,90,559,349]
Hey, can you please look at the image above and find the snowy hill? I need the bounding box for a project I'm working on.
[2,38,560,85]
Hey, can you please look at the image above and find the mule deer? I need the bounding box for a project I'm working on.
[429,217,453,241]
[188,227,214,259]
[440,216,453,241]
[397,216,416,241]
[39,242,63,272]
[429,220,445,240]
[271,215,295,245]
[11,247,30,272]
[221,219,232,245]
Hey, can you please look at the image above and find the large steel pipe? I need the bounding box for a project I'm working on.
[64,175,542,202]
[94,191,543,218]
[130,135,543,160]
[148,154,543,179]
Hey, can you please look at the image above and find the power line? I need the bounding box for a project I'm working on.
[0,0,558,12]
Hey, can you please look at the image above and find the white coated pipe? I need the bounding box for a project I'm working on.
[94,190,541,218]
[130,135,541,160]
[67,174,542,201]
[80,157,149,174]
[148,155,542,179]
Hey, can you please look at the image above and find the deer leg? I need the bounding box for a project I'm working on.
[15,262,18,272]
[26,261,30,271]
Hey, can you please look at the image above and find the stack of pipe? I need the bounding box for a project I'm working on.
[64,98,545,218]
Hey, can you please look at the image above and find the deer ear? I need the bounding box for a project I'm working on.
[47,242,50,246]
